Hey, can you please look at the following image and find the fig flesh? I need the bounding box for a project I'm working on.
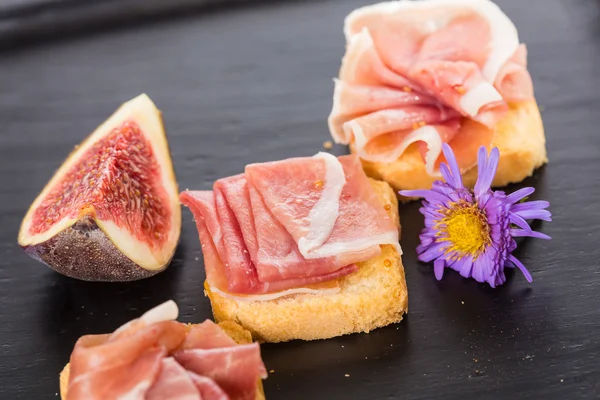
[18,94,181,281]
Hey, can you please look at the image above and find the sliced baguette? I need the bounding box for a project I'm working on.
[354,101,547,198]
[206,178,408,343]
[59,321,265,400]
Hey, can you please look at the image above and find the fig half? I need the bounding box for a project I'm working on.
[18,94,181,281]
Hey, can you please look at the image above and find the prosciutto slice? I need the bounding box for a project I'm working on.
[66,301,267,400]
[146,358,201,400]
[328,0,534,175]
[188,373,230,400]
[180,190,359,295]
[181,153,399,296]
[182,320,238,350]
[175,344,267,400]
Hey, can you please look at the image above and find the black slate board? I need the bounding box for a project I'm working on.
[1,0,599,399]
[0,0,264,49]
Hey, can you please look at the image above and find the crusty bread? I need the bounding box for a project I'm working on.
[206,179,408,343]
[354,100,547,199]
[59,321,265,400]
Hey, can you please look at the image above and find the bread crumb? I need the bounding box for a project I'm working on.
[323,140,333,150]
[270,369,275,373]
[461,301,464,305]
[344,374,350,377]
[195,257,199,261]
[560,379,563,383]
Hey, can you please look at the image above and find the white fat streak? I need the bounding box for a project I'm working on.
[114,300,179,335]
[459,81,503,116]
[297,152,346,259]
[305,232,402,259]
[346,120,369,154]
[208,284,341,302]
[343,0,519,82]
[347,121,443,177]
[139,300,179,325]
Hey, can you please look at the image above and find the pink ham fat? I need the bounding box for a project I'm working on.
[180,154,399,295]
[67,314,266,400]
[328,0,534,175]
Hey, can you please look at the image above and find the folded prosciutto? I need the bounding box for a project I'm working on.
[66,301,267,400]
[180,153,400,297]
[328,0,534,175]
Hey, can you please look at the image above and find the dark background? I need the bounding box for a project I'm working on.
[1,0,599,398]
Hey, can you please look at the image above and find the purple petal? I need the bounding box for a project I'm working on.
[471,257,486,283]
[422,207,443,220]
[458,257,473,278]
[509,212,533,233]
[439,163,454,187]
[419,232,436,247]
[510,229,551,240]
[485,245,498,264]
[399,189,430,198]
[431,182,462,202]
[434,258,445,280]
[418,242,446,262]
[508,254,533,283]
[441,143,463,189]
[513,209,552,222]
[474,146,489,198]
[479,252,496,277]
[477,191,493,209]
[506,187,535,204]
[477,146,488,178]
[495,271,506,287]
[486,147,500,174]
[475,147,499,199]
[424,217,439,228]
[399,189,451,204]
[511,200,550,212]
[485,207,501,225]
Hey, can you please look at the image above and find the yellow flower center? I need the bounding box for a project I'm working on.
[436,201,491,258]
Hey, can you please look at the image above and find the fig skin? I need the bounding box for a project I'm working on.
[22,217,168,282]
[18,94,181,282]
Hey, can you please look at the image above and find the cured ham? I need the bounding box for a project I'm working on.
[66,301,267,400]
[176,344,266,400]
[328,0,534,175]
[146,358,202,400]
[180,153,399,297]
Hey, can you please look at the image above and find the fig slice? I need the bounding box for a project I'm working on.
[18,94,181,281]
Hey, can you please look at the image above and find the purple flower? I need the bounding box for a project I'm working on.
[400,144,551,288]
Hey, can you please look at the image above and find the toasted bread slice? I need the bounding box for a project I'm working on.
[206,179,408,343]
[354,101,547,199]
[59,321,265,400]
